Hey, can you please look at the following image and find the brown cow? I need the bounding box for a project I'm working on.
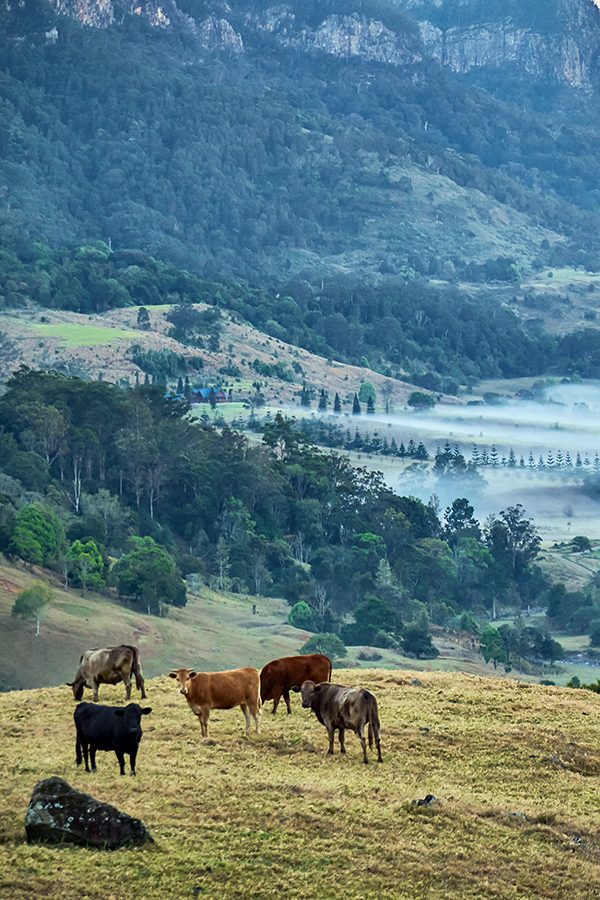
[301,680,383,764]
[169,667,261,737]
[260,653,332,715]
[67,645,146,702]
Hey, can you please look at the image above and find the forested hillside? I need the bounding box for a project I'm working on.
[0,369,575,673]
[3,0,600,283]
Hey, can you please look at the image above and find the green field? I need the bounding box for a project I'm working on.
[29,323,139,347]
[2,673,600,898]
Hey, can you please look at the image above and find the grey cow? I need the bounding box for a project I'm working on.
[301,680,383,764]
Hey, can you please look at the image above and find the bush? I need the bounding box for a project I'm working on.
[357,650,383,662]
[288,601,316,631]
[300,632,346,661]
[10,504,65,566]
[590,619,600,647]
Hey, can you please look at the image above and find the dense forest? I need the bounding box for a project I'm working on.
[0,369,578,669]
[3,0,600,285]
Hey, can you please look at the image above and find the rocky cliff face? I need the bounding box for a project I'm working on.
[248,8,421,66]
[48,0,244,51]
[399,0,600,88]
[41,0,600,87]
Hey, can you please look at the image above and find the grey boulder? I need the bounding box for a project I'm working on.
[25,776,153,849]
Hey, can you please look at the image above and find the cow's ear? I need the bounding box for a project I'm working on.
[141,707,152,715]
[114,709,126,717]
[188,671,198,679]
[168,672,177,679]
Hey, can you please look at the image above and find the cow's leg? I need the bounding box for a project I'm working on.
[89,745,97,772]
[92,680,99,703]
[116,750,126,776]
[283,690,292,715]
[76,733,82,767]
[199,707,210,737]
[339,728,346,754]
[357,725,368,764]
[251,702,261,734]
[129,747,138,776]
[376,737,383,763]
[271,693,281,715]
[81,740,90,772]
[240,702,252,736]
[124,673,132,701]
[327,728,335,755]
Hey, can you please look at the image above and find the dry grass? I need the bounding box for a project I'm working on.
[1,672,600,898]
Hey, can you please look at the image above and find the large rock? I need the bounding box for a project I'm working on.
[25,777,153,849]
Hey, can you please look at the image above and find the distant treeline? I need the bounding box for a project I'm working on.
[240,415,600,475]
[3,235,600,381]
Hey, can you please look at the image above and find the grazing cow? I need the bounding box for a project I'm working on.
[74,702,152,776]
[67,645,146,702]
[260,653,332,715]
[168,667,261,737]
[301,680,383,764]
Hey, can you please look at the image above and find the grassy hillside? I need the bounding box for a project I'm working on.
[0,304,417,407]
[0,562,308,691]
[2,672,600,898]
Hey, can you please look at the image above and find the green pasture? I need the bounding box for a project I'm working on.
[29,323,139,347]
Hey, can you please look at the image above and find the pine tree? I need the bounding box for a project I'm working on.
[352,394,361,415]
[537,455,545,470]
[398,441,406,458]
[144,373,150,386]
[366,396,375,415]
[481,448,489,466]
[576,451,583,470]
[471,444,480,466]
[390,437,398,454]
[382,437,389,455]
[177,376,184,396]
[407,439,417,457]
[546,450,555,469]
[583,454,591,469]
[301,386,311,408]
[490,445,499,466]
[184,375,191,399]
[555,450,564,470]
[508,448,516,468]
[565,451,573,470]
[519,455,525,468]
[333,393,342,414]
[528,451,535,469]
[318,389,327,412]
[595,452,600,473]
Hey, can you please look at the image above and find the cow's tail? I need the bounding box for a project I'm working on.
[326,655,333,683]
[364,690,380,750]
[126,645,146,695]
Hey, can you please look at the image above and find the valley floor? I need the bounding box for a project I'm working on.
[1,673,600,898]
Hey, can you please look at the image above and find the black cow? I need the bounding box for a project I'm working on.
[301,680,383,764]
[74,702,152,776]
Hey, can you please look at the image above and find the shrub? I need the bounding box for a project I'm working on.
[300,632,346,661]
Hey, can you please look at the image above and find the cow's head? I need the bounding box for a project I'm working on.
[301,680,317,708]
[114,703,152,734]
[66,677,85,701]
[168,669,196,697]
